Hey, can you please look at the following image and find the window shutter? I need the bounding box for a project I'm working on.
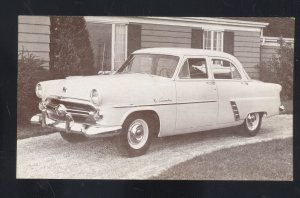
[223,31,234,55]
[127,24,141,57]
[191,29,203,49]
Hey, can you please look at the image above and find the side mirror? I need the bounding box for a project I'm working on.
[98,70,116,75]
[98,71,104,75]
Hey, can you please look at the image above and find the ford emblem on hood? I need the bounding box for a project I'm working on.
[62,87,67,93]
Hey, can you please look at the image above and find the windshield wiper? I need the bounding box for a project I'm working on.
[134,72,156,77]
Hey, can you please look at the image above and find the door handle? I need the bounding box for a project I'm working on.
[241,82,248,85]
[206,81,215,85]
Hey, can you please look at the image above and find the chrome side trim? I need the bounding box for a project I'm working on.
[113,100,217,108]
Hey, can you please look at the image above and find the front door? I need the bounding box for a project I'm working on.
[175,57,218,133]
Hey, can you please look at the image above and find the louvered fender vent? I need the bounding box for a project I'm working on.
[230,101,240,121]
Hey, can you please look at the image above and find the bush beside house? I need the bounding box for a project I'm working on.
[258,39,293,100]
[17,51,53,125]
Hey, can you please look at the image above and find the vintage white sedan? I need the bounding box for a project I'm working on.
[31,48,284,156]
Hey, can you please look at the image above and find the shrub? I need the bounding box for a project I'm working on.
[258,39,294,100]
[17,50,52,125]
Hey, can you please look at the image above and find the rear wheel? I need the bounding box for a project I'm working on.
[117,113,153,157]
[241,112,262,137]
[60,132,88,143]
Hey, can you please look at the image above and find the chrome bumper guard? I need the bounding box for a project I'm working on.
[30,111,121,137]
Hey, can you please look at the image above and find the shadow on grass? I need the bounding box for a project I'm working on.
[17,124,58,140]
[152,138,293,180]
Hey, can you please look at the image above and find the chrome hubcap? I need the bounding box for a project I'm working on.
[127,119,149,149]
[246,113,260,131]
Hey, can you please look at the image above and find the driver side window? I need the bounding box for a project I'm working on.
[178,58,208,79]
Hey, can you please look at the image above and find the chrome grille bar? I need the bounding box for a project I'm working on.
[45,97,96,118]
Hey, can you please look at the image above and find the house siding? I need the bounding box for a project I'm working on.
[233,30,261,79]
[18,16,50,68]
[140,24,192,48]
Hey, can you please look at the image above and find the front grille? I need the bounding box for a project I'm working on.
[47,98,95,112]
[45,97,97,124]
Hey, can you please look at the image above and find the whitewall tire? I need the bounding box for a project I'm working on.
[241,112,262,137]
[117,113,153,157]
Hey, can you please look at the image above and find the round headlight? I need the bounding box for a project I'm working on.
[35,83,43,98]
[90,89,101,106]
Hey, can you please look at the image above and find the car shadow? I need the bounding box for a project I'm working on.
[60,124,274,158]
[149,126,245,153]
[62,126,244,158]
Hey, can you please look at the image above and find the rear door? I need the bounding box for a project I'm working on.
[210,56,250,124]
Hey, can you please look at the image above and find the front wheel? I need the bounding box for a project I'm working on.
[117,114,152,157]
[241,112,262,137]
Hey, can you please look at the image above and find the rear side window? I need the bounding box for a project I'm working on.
[178,58,208,79]
[211,59,242,80]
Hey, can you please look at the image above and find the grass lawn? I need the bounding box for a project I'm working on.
[152,138,293,180]
[17,125,57,139]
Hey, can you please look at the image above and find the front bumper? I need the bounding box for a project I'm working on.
[30,111,122,137]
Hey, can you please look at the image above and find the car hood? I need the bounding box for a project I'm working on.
[42,73,173,101]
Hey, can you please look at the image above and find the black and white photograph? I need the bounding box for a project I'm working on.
[17,16,294,180]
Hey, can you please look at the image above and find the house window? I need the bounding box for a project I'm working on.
[113,24,127,70]
[86,23,112,71]
[203,31,223,51]
[86,22,128,72]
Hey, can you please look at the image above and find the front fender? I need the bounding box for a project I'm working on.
[119,106,160,126]
[116,104,176,137]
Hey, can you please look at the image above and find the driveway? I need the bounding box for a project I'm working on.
[17,115,293,179]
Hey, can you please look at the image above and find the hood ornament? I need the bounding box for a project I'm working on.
[62,87,67,93]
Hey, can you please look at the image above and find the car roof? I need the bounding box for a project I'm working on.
[133,47,234,58]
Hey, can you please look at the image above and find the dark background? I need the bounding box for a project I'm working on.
[1,0,300,197]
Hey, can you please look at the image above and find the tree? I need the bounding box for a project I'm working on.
[50,16,95,78]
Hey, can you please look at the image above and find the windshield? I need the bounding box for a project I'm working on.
[116,54,179,78]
